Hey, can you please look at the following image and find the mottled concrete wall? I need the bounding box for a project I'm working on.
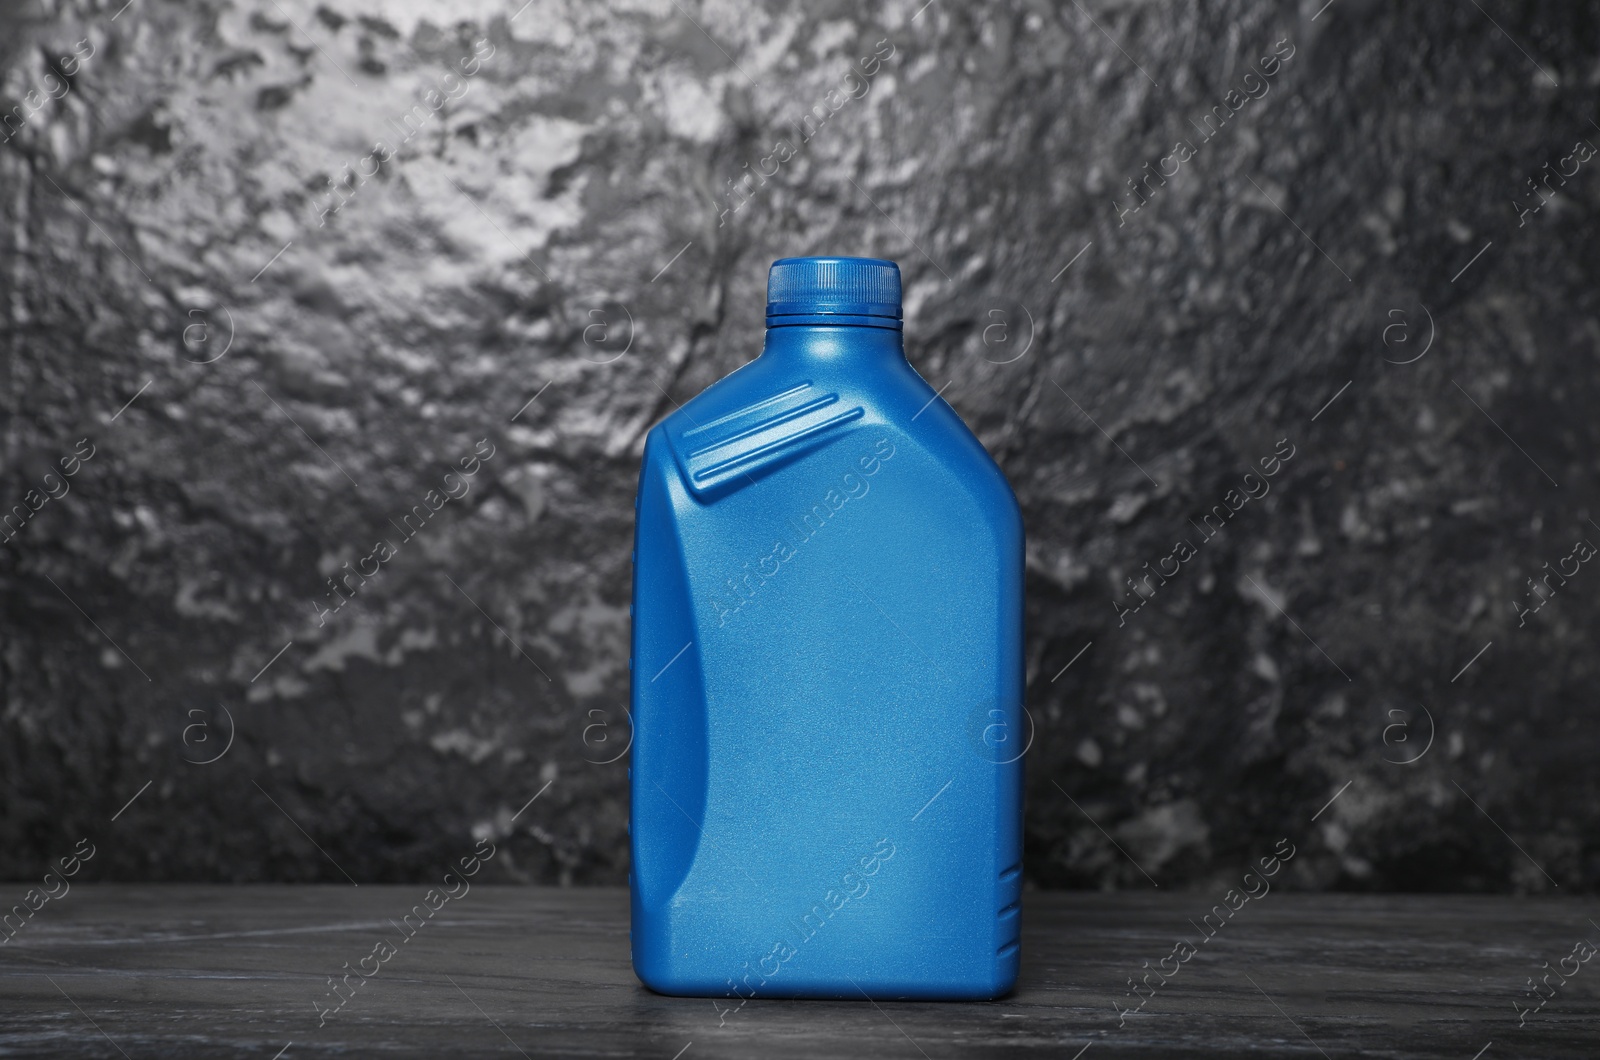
[2,0,1598,892]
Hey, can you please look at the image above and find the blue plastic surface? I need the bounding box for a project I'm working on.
[630,256,1024,1002]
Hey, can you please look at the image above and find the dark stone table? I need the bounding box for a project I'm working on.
[1,886,1596,1057]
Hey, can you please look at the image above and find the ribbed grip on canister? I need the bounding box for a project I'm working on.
[766,257,902,326]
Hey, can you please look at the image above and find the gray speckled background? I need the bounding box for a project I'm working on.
[3,0,1598,892]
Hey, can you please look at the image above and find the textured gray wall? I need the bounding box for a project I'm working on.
[3,0,1598,892]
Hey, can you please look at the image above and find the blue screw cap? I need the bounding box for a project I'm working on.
[766,256,902,328]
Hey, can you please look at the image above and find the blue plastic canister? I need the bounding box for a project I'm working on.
[630,256,1024,1000]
